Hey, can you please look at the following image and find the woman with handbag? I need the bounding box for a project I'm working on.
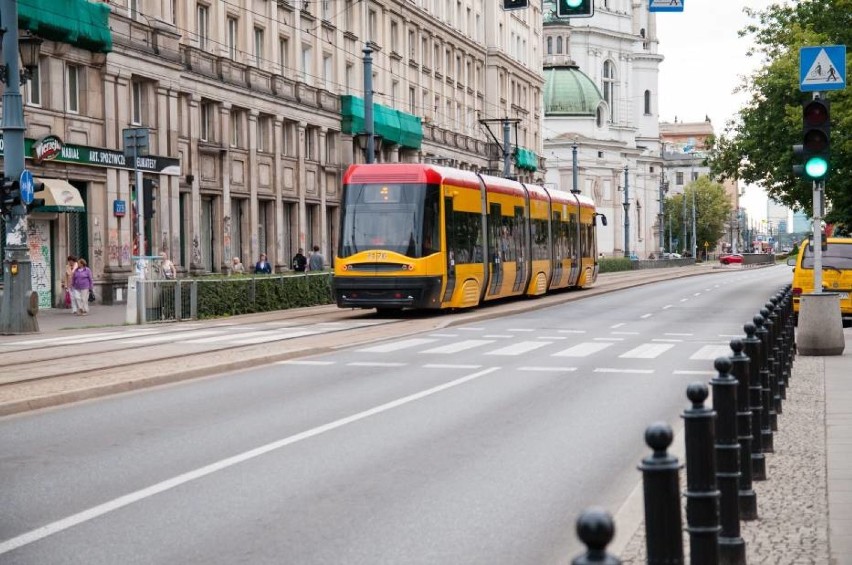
[71,258,94,316]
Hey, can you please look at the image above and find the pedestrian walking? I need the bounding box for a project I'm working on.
[71,258,94,316]
[308,245,325,271]
[254,253,272,274]
[63,255,77,312]
[292,248,307,272]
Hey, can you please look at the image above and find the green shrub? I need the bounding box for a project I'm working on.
[196,273,333,319]
[598,257,634,273]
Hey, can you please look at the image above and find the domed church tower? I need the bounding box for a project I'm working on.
[542,0,664,259]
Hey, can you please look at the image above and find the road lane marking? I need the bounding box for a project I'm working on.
[653,338,683,343]
[421,339,493,354]
[347,362,407,367]
[484,334,514,338]
[640,314,653,319]
[508,328,535,332]
[486,341,550,356]
[553,342,614,357]
[673,370,716,375]
[518,366,578,372]
[611,331,639,335]
[277,360,335,365]
[428,334,458,338]
[610,323,626,329]
[458,327,485,331]
[619,343,674,359]
[558,329,587,334]
[680,298,689,302]
[423,363,481,369]
[124,330,225,344]
[0,366,501,555]
[666,333,693,336]
[594,337,624,342]
[538,336,567,340]
[693,292,701,296]
[358,338,437,353]
[662,305,673,310]
[594,368,654,374]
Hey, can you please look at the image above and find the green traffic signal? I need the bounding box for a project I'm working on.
[556,0,593,18]
[805,156,828,180]
[565,0,581,5]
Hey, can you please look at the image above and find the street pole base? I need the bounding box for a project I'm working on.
[751,453,767,481]
[738,490,758,521]
[719,536,747,565]
[762,430,774,453]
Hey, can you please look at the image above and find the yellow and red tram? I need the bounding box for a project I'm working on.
[333,163,603,312]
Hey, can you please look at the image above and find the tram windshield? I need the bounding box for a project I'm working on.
[339,183,440,258]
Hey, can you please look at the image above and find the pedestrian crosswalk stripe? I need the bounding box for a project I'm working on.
[358,338,437,353]
[558,329,587,334]
[620,343,674,359]
[126,329,224,344]
[689,345,731,360]
[186,330,279,344]
[486,341,551,356]
[553,342,614,357]
[421,339,494,354]
[230,329,318,344]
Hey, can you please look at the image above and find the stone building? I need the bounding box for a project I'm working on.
[1,0,544,308]
[541,0,664,259]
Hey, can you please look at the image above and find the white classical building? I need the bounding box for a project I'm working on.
[541,0,664,258]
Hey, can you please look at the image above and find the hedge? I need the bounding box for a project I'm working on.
[195,273,334,319]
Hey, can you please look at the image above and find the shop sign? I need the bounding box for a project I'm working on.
[114,199,127,217]
[32,135,64,163]
[0,135,180,176]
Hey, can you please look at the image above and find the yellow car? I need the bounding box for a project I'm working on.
[787,237,852,326]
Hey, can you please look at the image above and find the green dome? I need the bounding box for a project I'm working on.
[543,66,603,116]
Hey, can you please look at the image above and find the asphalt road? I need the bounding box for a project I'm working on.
[0,266,792,564]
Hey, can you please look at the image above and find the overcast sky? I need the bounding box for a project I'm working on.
[655,0,779,135]
[655,1,783,222]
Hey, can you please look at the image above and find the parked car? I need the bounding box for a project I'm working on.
[662,252,682,259]
[719,253,744,265]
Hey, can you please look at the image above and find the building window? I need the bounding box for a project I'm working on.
[301,44,313,83]
[227,16,238,59]
[321,0,331,20]
[546,37,552,55]
[305,126,317,160]
[282,121,295,156]
[129,0,138,19]
[200,101,213,142]
[409,86,416,114]
[325,131,337,165]
[257,115,271,152]
[66,64,80,113]
[25,62,41,106]
[556,36,562,54]
[391,80,399,107]
[323,53,333,90]
[254,27,265,63]
[603,60,616,121]
[197,4,210,50]
[345,62,353,90]
[131,80,144,125]
[644,90,651,115]
[409,30,416,59]
[390,21,399,53]
[279,37,289,73]
[231,109,244,148]
[368,9,377,39]
[676,171,684,185]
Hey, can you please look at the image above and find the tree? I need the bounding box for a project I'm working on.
[663,177,732,256]
[705,0,851,232]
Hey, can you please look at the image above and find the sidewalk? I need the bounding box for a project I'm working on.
[616,326,852,564]
[34,302,129,333]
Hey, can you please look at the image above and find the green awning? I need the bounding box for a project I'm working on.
[514,147,538,172]
[19,0,112,53]
[340,95,423,150]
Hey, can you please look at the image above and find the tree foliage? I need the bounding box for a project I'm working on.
[663,177,733,255]
[705,0,852,233]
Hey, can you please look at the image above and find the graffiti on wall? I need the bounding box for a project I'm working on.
[27,220,52,308]
[191,234,202,267]
[108,229,120,264]
[92,217,104,273]
[223,215,232,264]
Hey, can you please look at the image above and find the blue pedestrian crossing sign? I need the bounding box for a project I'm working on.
[800,45,846,92]
[19,169,34,205]
[649,0,683,12]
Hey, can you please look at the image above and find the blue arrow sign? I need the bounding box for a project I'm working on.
[19,169,34,205]
[649,0,683,12]
[800,45,846,92]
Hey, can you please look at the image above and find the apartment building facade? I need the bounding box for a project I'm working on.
[4,0,543,307]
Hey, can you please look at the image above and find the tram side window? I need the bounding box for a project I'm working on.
[489,204,502,262]
[422,187,440,256]
[568,214,578,260]
[532,218,549,260]
[445,201,482,264]
[514,206,526,262]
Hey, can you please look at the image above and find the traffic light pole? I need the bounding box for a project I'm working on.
[0,0,39,334]
[813,179,823,294]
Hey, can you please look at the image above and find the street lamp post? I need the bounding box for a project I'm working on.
[691,152,697,259]
[0,3,43,335]
[622,166,630,258]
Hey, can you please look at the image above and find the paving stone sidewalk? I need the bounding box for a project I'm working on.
[617,355,829,564]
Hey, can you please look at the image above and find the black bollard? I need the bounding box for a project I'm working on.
[758,308,779,437]
[765,301,783,419]
[728,339,758,521]
[711,356,747,565]
[639,422,684,565]
[743,322,767,481]
[777,291,793,393]
[571,507,622,565]
[682,382,721,564]
[770,295,787,401]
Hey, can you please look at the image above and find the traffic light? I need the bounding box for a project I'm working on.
[0,178,21,216]
[142,178,156,220]
[27,180,45,213]
[557,0,594,18]
[502,0,528,9]
[793,98,830,181]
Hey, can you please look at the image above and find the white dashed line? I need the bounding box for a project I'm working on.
[640,314,653,319]
[508,328,535,332]
[559,329,587,334]
[611,331,640,335]
[594,368,655,374]
[662,305,673,310]
[518,367,578,373]
[610,323,626,329]
[653,338,683,343]
[347,362,407,367]
[423,364,482,369]
[594,337,624,342]
[666,333,693,337]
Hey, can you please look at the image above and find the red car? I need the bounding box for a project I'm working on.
[719,253,744,265]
